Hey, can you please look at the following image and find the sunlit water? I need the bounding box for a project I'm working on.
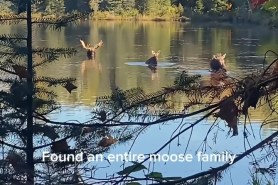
[2,21,278,184]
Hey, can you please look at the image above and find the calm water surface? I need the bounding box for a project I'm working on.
[3,21,278,184]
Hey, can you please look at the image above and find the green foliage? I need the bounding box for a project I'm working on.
[135,0,147,14]
[0,0,275,25]
[0,0,183,18]
[195,0,205,14]
[125,182,141,185]
[194,0,227,15]
[145,172,163,179]
[117,162,147,175]
[145,0,180,17]
[0,1,14,13]
[207,0,227,15]
[261,0,278,27]
[173,71,201,89]
[89,0,100,12]
[44,0,65,15]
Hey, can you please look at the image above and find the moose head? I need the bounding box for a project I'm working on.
[80,39,104,60]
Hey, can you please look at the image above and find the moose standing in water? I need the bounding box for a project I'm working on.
[80,39,104,60]
[145,50,160,66]
[145,50,160,80]
[210,53,227,73]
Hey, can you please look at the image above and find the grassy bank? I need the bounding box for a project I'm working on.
[91,12,190,22]
[90,12,277,29]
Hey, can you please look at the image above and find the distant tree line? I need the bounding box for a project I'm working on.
[0,0,277,26]
[0,0,234,17]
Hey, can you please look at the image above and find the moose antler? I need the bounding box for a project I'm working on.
[80,39,90,50]
[151,50,160,56]
[93,40,104,50]
[80,39,103,51]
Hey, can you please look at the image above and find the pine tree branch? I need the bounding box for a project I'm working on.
[0,50,27,56]
[33,55,59,67]
[33,47,77,58]
[0,140,26,151]
[0,66,17,75]
[0,34,27,42]
[152,130,278,184]
[0,47,77,58]
[32,100,222,128]
[0,14,27,24]
[33,135,74,150]
[34,76,76,86]
[113,107,219,185]
[31,12,92,30]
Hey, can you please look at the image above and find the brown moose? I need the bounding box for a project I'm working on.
[80,39,104,60]
[145,50,160,66]
[210,53,227,72]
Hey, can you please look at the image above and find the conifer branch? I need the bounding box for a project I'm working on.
[0,66,17,75]
[0,34,27,43]
[33,47,77,58]
[0,140,26,151]
[0,14,27,24]
[32,12,93,30]
[34,76,76,86]
[153,130,278,184]
[33,55,59,67]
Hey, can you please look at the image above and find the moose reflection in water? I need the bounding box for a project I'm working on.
[81,59,102,75]
[80,39,104,60]
[199,53,234,100]
[147,64,159,81]
[200,57,238,136]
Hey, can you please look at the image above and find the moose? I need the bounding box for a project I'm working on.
[145,50,160,66]
[80,39,104,60]
[210,53,227,73]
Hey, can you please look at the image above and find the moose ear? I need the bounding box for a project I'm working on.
[157,50,161,54]
[152,50,155,55]
[222,53,226,58]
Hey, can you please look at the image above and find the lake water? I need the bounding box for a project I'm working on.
[2,21,278,184]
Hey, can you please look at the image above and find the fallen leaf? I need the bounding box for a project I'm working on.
[64,81,77,93]
[117,163,147,175]
[145,172,163,179]
[10,81,29,97]
[42,126,59,141]
[6,151,26,173]
[81,127,94,135]
[98,110,107,122]
[98,135,117,147]
[12,65,29,79]
[242,87,260,115]
[271,60,278,75]
[215,98,239,136]
[51,139,69,153]
[125,182,141,185]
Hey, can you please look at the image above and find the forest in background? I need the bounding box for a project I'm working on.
[0,0,277,27]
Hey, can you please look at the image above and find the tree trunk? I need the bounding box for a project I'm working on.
[26,0,34,184]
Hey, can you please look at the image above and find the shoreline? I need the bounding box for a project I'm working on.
[1,12,276,29]
[88,12,277,29]
[89,16,277,30]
